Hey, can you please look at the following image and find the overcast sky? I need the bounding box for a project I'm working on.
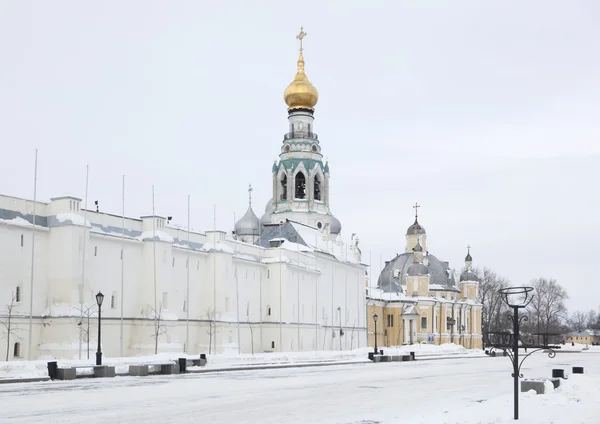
[1,1,598,312]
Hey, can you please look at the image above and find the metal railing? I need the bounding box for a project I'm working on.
[283,132,318,141]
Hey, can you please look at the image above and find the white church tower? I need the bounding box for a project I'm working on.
[257,28,342,235]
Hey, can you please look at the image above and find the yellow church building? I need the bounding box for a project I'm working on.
[367,208,483,349]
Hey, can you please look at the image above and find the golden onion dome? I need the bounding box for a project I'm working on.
[284,29,319,111]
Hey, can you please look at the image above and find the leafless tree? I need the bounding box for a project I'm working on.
[350,319,357,350]
[0,292,23,361]
[526,278,568,341]
[568,310,588,332]
[587,309,600,330]
[474,267,511,342]
[147,303,168,354]
[76,304,96,359]
[246,302,254,355]
[204,306,220,354]
[322,315,328,350]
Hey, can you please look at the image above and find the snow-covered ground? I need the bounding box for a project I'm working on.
[0,343,484,379]
[0,349,598,423]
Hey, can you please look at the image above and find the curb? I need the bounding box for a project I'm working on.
[0,353,489,384]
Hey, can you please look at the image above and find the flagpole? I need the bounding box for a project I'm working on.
[27,149,38,361]
[152,185,157,319]
[297,241,300,351]
[78,164,89,360]
[120,174,125,357]
[234,232,241,355]
[213,204,217,354]
[185,194,190,353]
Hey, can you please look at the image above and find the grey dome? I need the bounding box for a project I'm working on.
[235,206,260,236]
[330,215,342,235]
[460,270,479,282]
[406,218,426,236]
[407,263,429,276]
[413,238,423,252]
[260,199,273,226]
[465,251,472,262]
[378,252,459,293]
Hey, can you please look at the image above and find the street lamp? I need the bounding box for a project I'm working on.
[95,291,104,366]
[447,317,456,343]
[373,314,379,354]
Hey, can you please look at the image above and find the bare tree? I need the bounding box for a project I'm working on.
[246,302,254,355]
[322,315,328,350]
[474,267,511,343]
[0,292,23,361]
[568,310,587,332]
[204,307,220,354]
[147,303,168,354]
[587,309,600,330]
[526,278,568,340]
[76,304,96,359]
[350,319,357,350]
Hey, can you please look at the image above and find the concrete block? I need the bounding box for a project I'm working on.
[57,368,76,380]
[391,355,403,362]
[380,355,392,362]
[521,379,553,394]
[94,366,116,378]
[160,363,179,375]
[373,355,382,363]
[129,365,149,377]
[192,358,207,367]
[402,355,412,361]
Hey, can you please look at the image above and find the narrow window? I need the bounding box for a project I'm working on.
[172,257,175,267]
[94,246,98,257]
[197,261,200,270]
[13,342,20,358]
[267,306,272,316]
[20,234,24,247]
[280,174,288,200]
[267,270,270,279]
[120,249,123,260]
[111,294,116,309]
[15,286,21,302]
[245,270,248,279]
[314,174,322,201]
[387,314,394,327]
[294,172,306,199]
[183,300,187,312]
[271,341,275,349]
[421,317,427,330]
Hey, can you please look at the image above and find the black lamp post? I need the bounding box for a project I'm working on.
[486,287,558,421]
[95,291,104,366]
[373,314,379,354]
[447,317,456,343]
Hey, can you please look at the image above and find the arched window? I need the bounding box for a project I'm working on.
[295,172,306,199]
[314,174,322,201]
[280,174,287,201]
[13,342,20,358]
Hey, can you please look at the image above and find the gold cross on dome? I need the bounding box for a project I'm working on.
[296,27,307,52]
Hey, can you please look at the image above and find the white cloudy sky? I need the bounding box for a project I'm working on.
[1,1,598,312]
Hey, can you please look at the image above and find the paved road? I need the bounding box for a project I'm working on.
[0,353,594,423]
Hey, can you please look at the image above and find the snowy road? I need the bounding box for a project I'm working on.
[0,353,597,423]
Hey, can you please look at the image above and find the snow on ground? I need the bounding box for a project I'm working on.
[0,352,597,423]
[0,343,482,380]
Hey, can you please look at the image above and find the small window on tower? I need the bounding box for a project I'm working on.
[280,174,288,201]
[311,144,317,152]
[294,172,306,199]
[20,234,24,247]
[314,174,322,201]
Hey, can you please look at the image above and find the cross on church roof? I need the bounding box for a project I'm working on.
[467,244,471,252]
[413,202,420,219]
[248,183,253,207]
[296,27,307,53]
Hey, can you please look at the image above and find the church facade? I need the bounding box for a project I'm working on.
[0,30,368,360]
[367,210,483,349]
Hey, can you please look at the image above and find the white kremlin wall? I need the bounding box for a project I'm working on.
[0,193,367,360]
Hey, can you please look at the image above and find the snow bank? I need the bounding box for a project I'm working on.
[0,216,35,228]
[136,230,174,243]
[203,242,234,254]
[55,213,91,227]
[0,343,483,380]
